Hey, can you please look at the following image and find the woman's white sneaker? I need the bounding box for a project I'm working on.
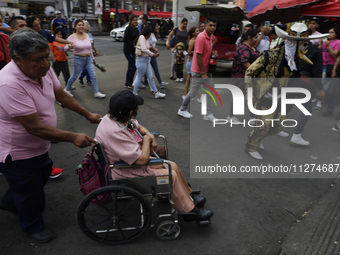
[94,92,106,98]
[155,91,166,98]
[178,109,193,118]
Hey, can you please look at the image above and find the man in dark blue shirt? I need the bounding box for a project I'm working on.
[52,10,68,37]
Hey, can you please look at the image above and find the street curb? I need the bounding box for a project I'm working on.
[281,179,340,254]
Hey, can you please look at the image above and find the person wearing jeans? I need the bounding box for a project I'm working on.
[66,55,100,93]
[133,56,165,98]
[123,15,139,89]
[132,26,165,99]
[64,20,105,98]
[148,21,168,90]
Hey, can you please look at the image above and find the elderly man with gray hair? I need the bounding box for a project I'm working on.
[0,29,102,242]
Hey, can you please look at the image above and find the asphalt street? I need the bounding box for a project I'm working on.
[1,36,340,255]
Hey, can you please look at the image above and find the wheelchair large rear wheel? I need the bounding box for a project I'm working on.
[77,186,152,244]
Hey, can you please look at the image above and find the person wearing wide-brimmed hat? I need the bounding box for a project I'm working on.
[244,23,328,160]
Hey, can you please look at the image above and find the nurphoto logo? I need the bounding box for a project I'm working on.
[200,84,312,128]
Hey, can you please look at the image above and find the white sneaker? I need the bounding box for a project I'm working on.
[139,84,146,89]
[203,113,217,122]
[197,98,202,104]
[312,98,317,103]
[258,142,264,150]
[155,91,166,99]
[290,133,310,146]
[182,95,186,100]
[276,131,289,137]
[227,115,243,125]
[315,101,322,110]
[248,151,263,160]
[64,88,73,97]
[94,91,106,98]
[180,78,184,82]
[160,82,169,88]
[176,78,180,82]
[178,108,193,118]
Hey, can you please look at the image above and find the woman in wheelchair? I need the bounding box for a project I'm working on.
[95,90,213,220]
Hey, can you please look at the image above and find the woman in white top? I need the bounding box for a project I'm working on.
[148,21,168,92]
[132,26,165,99]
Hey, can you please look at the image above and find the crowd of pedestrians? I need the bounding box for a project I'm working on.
[2,9,340,243]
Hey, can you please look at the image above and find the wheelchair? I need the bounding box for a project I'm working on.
[76,133,212,244]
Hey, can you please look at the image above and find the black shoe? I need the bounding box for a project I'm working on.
[191,206,214,220]
[170,75,175,80]
[0,203,19,216]
[322,111,332,117]
[28,229,53,243]
[192,195,206,207]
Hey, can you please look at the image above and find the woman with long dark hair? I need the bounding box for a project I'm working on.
[132,26,165,99]
[148,20,168,91]
[123,15,139,89]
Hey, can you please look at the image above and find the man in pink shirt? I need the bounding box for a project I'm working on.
[178,16,218,122]
[0,29,102,242]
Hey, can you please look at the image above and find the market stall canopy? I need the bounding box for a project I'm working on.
[108,8,131,14]
[302,0,340,17]
[185,4,244,24]
[130,10,144,16]
[247,0,321,24]
[148,11,172,18]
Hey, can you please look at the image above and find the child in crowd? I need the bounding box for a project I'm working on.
[49,27,71,88]
[172,42,187,82]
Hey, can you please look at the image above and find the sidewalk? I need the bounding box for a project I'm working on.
[281,178,340,255]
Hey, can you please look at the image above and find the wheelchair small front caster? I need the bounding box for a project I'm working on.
[156,220,181,241]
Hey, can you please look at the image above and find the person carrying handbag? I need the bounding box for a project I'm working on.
[132,26,166,99]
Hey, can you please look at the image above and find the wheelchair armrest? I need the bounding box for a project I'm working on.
[151,132,160,137]
[112,158,164,169]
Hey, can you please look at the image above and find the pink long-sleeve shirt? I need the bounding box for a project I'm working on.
[66,33,94,60]
[137,35,154,57]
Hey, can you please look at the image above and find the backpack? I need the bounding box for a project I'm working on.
[76,145,111,205]
[170,27,179,48]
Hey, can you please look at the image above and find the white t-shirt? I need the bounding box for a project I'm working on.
[148,33,157,47]
[256,33,270,53]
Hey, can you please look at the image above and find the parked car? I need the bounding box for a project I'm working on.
[110,18,161,42]
[185,4,248,71]
[110,23,129,41]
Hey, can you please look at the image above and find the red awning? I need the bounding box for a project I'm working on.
[247,0,321,24]
[108,8,131,14]
[302,0,340,17]
[148,11,172,18]
[130,10,144,16]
